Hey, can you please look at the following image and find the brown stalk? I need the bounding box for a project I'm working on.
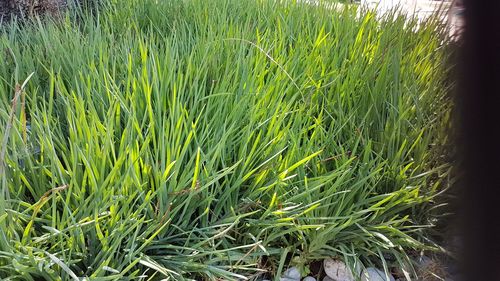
[37,184,69,204]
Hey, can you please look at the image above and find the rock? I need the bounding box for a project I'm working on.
[360,268,395,281]
[323,277,334,281]
[281,278,300,281]
[303,277,316,281]
[323,258,354,281]
[282,266,301,280]
[416,255,432,267]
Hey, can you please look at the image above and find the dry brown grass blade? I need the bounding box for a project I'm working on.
[37,184,69,204]
[21,85,27,144]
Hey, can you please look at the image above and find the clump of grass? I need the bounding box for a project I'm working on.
[0,0,454,280]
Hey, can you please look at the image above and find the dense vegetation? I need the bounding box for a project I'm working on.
[0,0,453,280]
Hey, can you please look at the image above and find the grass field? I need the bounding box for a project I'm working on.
[0,0,454,280]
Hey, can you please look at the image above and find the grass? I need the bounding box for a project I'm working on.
[0,0,454,280]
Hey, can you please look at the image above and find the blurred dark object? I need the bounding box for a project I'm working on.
[448,0,465,40]
[455,0,500,281]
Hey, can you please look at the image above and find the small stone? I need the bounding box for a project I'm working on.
[282,266,301,280]
[360,268,395,281]
[323,258,354,281]
[303,277,316,281]
[416,256,432,267]
[323,277,334,281]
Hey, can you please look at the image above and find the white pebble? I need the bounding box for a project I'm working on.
[282,266,301,280]
[303,277,317,281]
[360,267,395,281]
[323,277,334,281]
[323,258,354,281]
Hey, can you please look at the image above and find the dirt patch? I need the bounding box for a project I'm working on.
[1,0,67,22]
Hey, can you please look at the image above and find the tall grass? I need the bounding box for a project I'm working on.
[0,0,454,280]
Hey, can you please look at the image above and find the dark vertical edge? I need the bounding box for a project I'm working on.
[456,0,500,280]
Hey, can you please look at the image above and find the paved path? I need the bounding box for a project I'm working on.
[360,0,464,39]
[296,0,464,39]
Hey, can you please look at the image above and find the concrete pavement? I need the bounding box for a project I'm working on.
[360,0,464,39]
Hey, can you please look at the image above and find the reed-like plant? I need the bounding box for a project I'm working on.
[0,0,454,280]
